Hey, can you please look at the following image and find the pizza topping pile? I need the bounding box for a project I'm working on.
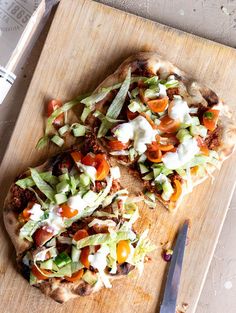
[36,68,222,207]
[79,70,221,205]
[15,150,154,287]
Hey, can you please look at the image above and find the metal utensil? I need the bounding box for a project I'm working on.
[160,220,189,313]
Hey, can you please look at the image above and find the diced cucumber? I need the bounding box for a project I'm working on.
[71,261,84,274]
[142,172,154,181]
[83,270,98,285]
[153,167,162,178]
[131,87,139,98]
[79,173,91,187]
[190,125,207,138]
[129,147,137,161]
[58,124,70,136]
[139,163,149,174]
[162,180,174,201]
[190,116,200,126]
[54,263,72,277]
[30,272,37,285]
[54,193,67,204]
[40,259,58,271]
[54,252,71,268]
[176,129,192,143]
[59,172,69,182]
[56,181,70,193]
[71,246,81,262]
[145,191,156,202]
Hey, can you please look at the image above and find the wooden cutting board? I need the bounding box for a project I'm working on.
[0,0,236,312]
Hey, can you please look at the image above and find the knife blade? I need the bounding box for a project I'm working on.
[160,220,189,313]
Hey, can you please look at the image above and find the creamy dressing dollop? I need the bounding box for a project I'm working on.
[28,203,44,221]
[113,116,158,154]
[88,246,110,272]
[162,138,200,170]
[168,95,192,124]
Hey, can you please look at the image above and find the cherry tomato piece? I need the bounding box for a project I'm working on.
[81,154,96,166]
[108,140,129,151]
[33,227,54,247]
[203,109,220,131]
[158,115,180,133]
[126,108,139,120]
[170,179,182,202]
[60,203,78,218]
[95,154,110,181]
[31,265,50,280]
[65,269,84,282]
[71,151,83,163]
[146,149,162,163]
[117,240,131,264]
[147,97,168,113]
[80,246,90,268]
[47,99,64,126]
[73,229,89,241]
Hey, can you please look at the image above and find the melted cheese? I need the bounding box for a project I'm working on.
[162,138,200,169]
[168,95,192,123]
[114,116,158,154]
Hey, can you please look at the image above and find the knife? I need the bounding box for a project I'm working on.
[160,220,189,313]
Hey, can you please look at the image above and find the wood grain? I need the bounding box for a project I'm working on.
[0,0,236,312]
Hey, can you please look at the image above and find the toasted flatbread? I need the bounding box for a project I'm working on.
[83,52,236,210]
[4,140,152,303]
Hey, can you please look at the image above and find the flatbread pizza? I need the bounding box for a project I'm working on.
[3,51,236,304]
[4,140,154,303]
[79,52,236,210]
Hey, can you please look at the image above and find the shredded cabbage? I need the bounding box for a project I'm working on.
[30,168,55,202]
[74,231,136,249]
[20,220,39,241]
[97,68,131,138]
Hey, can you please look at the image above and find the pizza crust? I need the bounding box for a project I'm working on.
[86,52,236,211]
[34,266,134,303]
[3,162,47,256]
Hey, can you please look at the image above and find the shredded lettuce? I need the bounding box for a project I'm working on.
[162,179,174,201]
[129,230,156,273]
[58,124,70,136]
[81,90,111,108]
[93,110,125,123]
[36,136,49,149]
[97,68,131,138]
[74,231,136,249]
[165,80,179,89]
[45,94,89,135]
[19,220,39,241]
[30,168,55,202]
[144,86,160,99]
[51,135,64,147]
[176,129,192,143]
[70,123,86,137]
[144,76,159,85]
